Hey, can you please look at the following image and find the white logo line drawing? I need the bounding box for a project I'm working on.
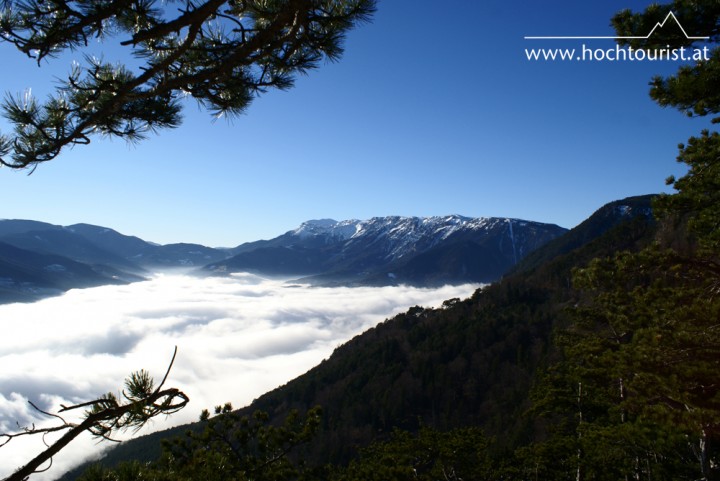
[524,11,709,40]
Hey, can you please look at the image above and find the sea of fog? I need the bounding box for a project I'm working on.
[0,272,479,479]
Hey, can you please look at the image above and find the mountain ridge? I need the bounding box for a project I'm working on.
[0,213,567,303]
[210,214,567,285]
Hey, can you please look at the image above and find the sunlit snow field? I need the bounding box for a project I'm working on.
[0,273,479,479]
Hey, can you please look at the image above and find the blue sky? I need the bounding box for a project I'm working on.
[0,0,712,247]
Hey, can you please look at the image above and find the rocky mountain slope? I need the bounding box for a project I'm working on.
[206,215,567,285]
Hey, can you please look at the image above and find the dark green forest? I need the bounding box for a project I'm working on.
[63,185,716,481]
[21,1,720,480]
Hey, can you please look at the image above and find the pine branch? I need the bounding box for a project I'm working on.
[0,347,189,481]
[0,0,376,169]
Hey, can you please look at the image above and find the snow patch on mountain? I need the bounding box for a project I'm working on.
[295,215,526,262]
[615,204,653,219]
[287,215,559,258]
[292,219,360,240]
[290,215,521,254]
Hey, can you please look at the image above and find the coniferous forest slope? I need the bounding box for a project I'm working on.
[221,195,663,463]
[63,192,717,481]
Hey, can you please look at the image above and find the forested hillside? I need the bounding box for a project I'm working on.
[65,166,719,480]
[220,195,660,466]
[60,194,674,480]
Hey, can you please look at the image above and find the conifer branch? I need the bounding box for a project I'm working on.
[0,347,188,481]
[0,0,376,170]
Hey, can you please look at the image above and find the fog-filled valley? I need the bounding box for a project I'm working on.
[0,273,478,478]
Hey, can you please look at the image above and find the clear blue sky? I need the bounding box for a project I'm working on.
[0,1,712,247]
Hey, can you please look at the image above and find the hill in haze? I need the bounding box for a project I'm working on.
[0,221,231,303]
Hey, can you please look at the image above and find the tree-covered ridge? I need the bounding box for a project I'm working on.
[234,195,661,465]
[66,191,717,481]
[59,194,659,479]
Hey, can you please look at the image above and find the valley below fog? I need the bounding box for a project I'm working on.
[0,272,479,479]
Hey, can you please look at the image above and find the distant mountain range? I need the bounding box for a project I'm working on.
[0,214,568,303]
[207,216,567,285]
[0,221,227,303]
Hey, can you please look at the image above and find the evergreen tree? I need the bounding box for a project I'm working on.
[529,2,720,479]
[333,426,498,481]
[612,2,720,123]
[77,406,322,481]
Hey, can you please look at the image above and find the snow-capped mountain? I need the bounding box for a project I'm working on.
[0,199,657,303]
[208,215,568,285]
[291,218,360,240]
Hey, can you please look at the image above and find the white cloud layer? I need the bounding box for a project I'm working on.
[0,273,478,479]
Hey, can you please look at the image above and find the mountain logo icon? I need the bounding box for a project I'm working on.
[525,11,709,40]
